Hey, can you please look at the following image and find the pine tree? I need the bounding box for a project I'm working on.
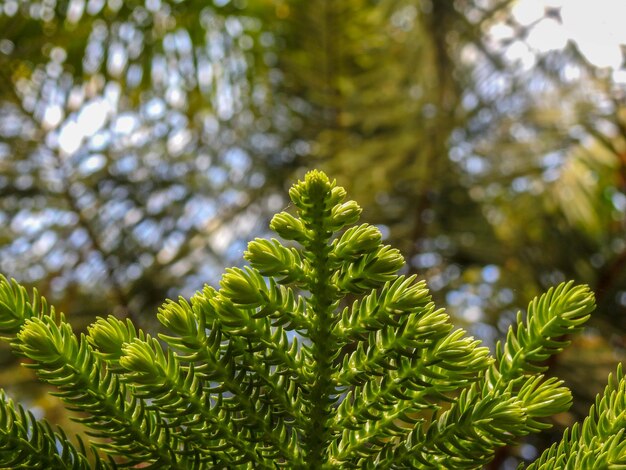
[0,170,623,468]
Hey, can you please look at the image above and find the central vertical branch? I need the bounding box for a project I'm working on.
[307,227,335,467]
[295,171,340,467]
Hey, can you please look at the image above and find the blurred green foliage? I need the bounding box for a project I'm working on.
[1,0,626,467]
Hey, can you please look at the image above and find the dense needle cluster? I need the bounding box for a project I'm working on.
[0,170,624,468]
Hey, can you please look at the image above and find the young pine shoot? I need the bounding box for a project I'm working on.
[0,170,623,469]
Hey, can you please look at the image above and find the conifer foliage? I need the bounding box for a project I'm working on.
[0,170,624,468]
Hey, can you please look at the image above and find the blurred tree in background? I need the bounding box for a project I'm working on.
[1,0,626,467]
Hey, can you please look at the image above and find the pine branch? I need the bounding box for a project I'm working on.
[0,390,106,469]
[0,170,622,469]
[526,365,626,468]
[16,316,188,468]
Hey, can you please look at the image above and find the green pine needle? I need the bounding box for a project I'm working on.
[0,170,619,469]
